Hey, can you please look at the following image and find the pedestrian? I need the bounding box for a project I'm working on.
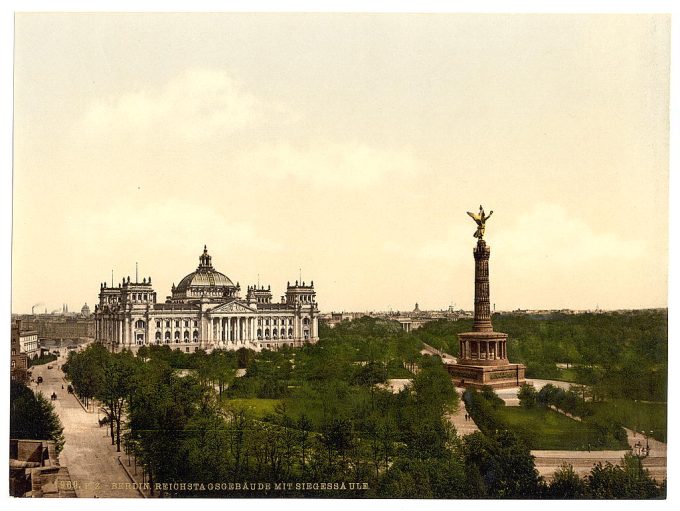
[62,385,64,389]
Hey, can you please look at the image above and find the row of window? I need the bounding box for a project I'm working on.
[133,317,312,330]
[129,292,152,301]
[153,330,200,341]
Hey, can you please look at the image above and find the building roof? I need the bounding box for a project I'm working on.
[175,246,235,293]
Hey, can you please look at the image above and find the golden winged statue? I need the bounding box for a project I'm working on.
[466,205,494,239]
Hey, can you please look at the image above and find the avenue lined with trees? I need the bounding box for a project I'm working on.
[61,314,665,498]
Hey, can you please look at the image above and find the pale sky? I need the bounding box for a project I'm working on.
[11,13,669,313]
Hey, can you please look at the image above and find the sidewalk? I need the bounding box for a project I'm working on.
[447,388,480,436]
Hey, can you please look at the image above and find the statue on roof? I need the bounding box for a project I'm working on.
[466,205,494,240]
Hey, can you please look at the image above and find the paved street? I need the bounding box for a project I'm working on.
[29,352,141,498]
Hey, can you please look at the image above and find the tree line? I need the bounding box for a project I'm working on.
[412,310,667,402]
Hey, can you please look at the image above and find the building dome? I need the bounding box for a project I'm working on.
[172,246,237,301]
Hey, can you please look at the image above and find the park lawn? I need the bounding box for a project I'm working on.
[592,399,667,443]
[223,398,282,418]
[495,407,628,451]
[554,367,582,383]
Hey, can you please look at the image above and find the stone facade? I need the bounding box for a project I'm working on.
[447,239,525,388]
[94,246,319,353]
[10,439,76,497]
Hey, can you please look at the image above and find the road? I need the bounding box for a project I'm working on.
[29,352,141,498]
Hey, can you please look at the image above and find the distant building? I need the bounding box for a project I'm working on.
[80,303,91,317]
[10,321,29,383]
[16,317,95,342]
[12,320,39,357]
[95,246,319,353]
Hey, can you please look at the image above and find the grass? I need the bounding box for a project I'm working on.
[592,399,667,443]
[222,398,282,418]
[495,407,629,451]
[554,367,583,383]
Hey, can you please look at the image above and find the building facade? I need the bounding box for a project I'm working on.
[94,246,319,353]
[11,321,31,382]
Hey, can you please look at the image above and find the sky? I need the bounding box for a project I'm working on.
[11,13,670,313]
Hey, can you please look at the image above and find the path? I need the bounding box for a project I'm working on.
[447,388,480,435]
[490,380,667,482]
[420,342,457,364]
[29,352,141,498]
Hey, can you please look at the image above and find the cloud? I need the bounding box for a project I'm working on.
[234,141,422,188]
[78,68,289,143]
[75,199,282,253]
[495,203,646,266]
[389,202,645,267]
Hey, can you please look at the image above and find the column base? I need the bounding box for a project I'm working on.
[446,361,526,389]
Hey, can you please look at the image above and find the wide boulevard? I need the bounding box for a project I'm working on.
[29,349,141,498]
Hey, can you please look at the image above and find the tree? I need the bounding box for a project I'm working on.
[518,383,538,408]
[587,455,662,499]
[97,350,138,451]
[10,381,65,453]
[462,430,543,498]
[547,463,587,498]
[297,414,313,476]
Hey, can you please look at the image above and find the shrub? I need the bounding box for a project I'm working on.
[518,384,537,408]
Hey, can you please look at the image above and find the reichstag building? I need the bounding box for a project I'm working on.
[94,246,319,352]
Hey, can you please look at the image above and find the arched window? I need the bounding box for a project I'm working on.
[257,328,262,339]
[265,328,270,339]
[156,320,161,328]
[174,331,180,342]
[164,331,171,343]
[272,328,278,339]
[135,320,146,329]
[303,317,310,325]
[184,330,190,341]
[288,327,293,338]
[193,330,199,340]
[155,331,161,342]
